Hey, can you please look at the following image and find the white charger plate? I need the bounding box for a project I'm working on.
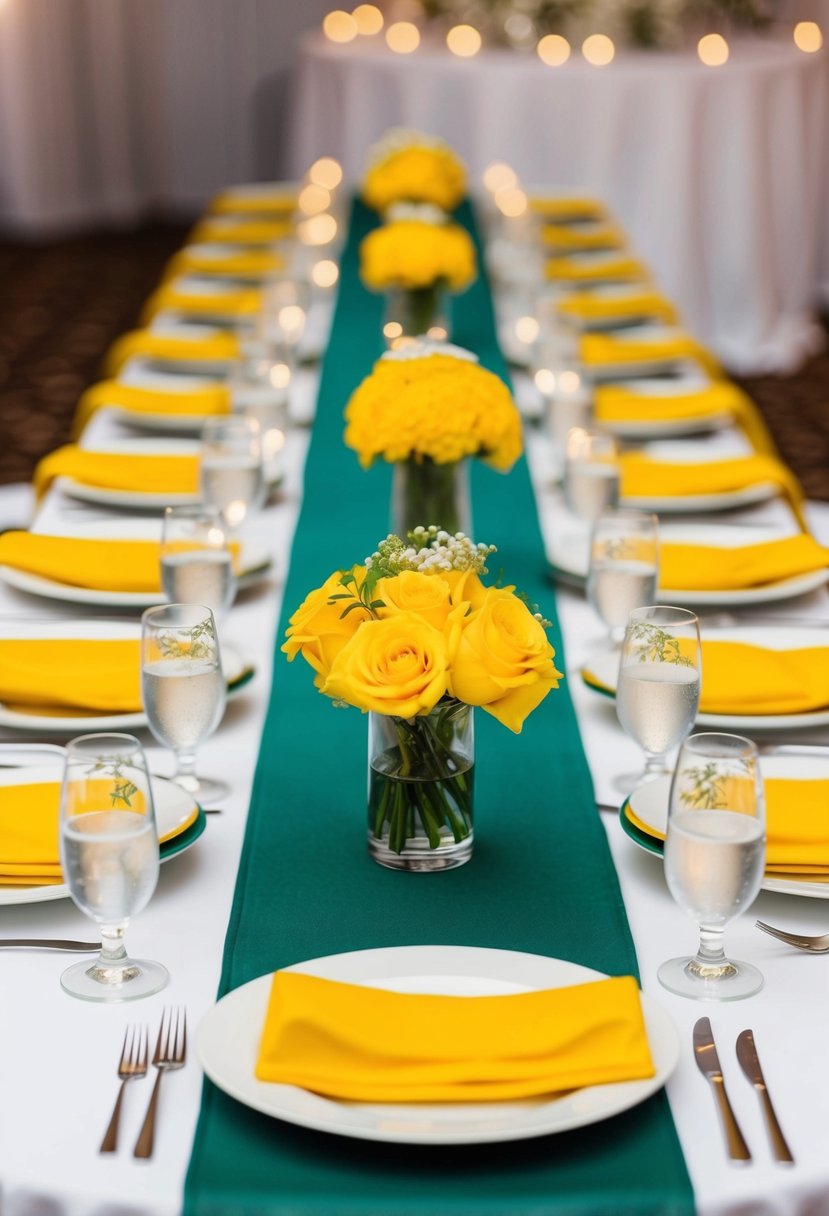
[0,765,202,906]
[197,945,678,1145]
[623,754,829,899]
[549,522,827,606]
[581,623,829,730]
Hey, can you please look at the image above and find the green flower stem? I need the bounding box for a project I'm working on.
[394,457,468,537]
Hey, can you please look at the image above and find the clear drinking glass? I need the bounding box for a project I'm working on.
[615,605,701,787]
[563,427,620,521]
[58,733,168,1002]
[140,603,228,803]
[587,509,659,643]
[228,342,290,471]
[161,504,237,619]
[199,415,266,532]
[659,732,765,1000]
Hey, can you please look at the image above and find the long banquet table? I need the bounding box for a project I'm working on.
[1,199,829,1216]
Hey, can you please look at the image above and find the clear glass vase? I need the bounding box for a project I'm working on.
[392,457,471,537]
[383,284,451,344]
[367,700,474,871]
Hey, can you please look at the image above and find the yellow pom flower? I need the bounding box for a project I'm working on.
[363,145,466,213]
[360,221,476,293]
[344,353,523,471]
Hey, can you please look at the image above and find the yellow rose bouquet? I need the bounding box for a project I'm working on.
[362,130,467,214]
[344,347,523,536]
[283,528,561,870]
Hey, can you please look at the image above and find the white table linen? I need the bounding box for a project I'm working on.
[290,32,829,374]
[1,377,829,1214]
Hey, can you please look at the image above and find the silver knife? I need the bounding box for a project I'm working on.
[736,1029,795,1164]
[0,939,100,952]
[693,1017,752,1163]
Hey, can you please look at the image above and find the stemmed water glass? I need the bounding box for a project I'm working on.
[58,733,168,1002]
[659,732,766,1000]
[563,427,620,521]
[140,603,228,803]
[228,342,290,471]
[199,416,266,533]
[587,509,659,645]
[161,504,237,619]
[615,605,701,788]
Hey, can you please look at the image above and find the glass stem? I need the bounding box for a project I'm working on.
[696,925,727,967]
[99,923,128,965]
[175,749,197,780]
[643,751,667,776]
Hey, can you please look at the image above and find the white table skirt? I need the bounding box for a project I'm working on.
[1,368,829,1215]
[290,32,829,374]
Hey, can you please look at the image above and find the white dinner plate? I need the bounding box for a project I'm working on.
[548,522,828,607]
[0,766,203,906]
[197,945,679,1145]
[581,623,829,731]
[623,754,829,899]
[597,376,733,439]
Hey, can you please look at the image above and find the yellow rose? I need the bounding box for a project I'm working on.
[321,613,449,717]
[282,570,369,683]
[436,568,488,611]
[448,588,561,733]
[375,570,454,630]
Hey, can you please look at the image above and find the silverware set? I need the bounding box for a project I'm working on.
[693,1017,794,1165]
[99,1008,187,1157]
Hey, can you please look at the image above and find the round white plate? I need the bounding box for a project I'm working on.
[624,754,829,899]
[0,767,201,906]
[549,522,829,607]
[0,644,253,734]
[597,376,732,439]
[581,623,829,730]
[197,944,678,1146]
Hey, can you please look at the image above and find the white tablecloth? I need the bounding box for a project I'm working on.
[290,31,829,374]
[1,361,829,1215]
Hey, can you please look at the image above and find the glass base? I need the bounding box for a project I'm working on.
[172,773,230,804]
[368,831,473,872]
[613,767,669,796]
[61,956,169,1003]
[657,955,763,1001]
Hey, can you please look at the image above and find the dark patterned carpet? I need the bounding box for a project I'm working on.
[1,224,828,500]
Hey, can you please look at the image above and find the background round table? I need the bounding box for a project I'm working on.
[290,31,829,373]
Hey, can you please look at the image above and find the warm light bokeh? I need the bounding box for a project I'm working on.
[514,315,539,344]
[794,21,822,52]
[494,186,528,218]
[386,21,420,53]
[312,259,340,288]
[698,33,729,66]
[446,24,482,58]
[483,162,518,194]
[537,34,571,66]
[352,4,383,35]
[297,184,332,215]
[308,157,343,190]
[323,10,358,42]
[297,214,339,246]
[582,34,615,66]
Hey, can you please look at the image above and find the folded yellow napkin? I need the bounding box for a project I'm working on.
[0,781,197,881]
[164,249,285,280]
[620,453,807,530]
[72,379,229,438]
[33,445,199,500]
[546,256,646,284]
[0,533,163,592]
[141,285,262,324]
[580,333,721,378]
[209,189,297,216]
[529,196,606,222]
[660,534,828,592]
[541,223,625,252]
[700,641,829,716]
[190,219,293,245]
[626,777,829,874]
[558,291,678,326]
[255,970,654,1103]
[595,382,776,454]
[104,330,239,377]
[0,638,142,714]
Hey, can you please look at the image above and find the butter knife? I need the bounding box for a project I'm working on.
[736,1029,795,1164]
[0,939,100,952]
[693,1017,752,1163]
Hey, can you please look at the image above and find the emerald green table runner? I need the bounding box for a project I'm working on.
[184,200,694,1216]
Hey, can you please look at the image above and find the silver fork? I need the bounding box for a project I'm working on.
[755,920,829,953]
[133,1008,187,1158]
[99,1026,149,1153]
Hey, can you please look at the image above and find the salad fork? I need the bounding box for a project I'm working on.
[134,1007,187,1158]
[100,1026,149,1153]
[755,920,829,953]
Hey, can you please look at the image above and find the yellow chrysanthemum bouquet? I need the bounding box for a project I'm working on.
[345,346,523,536]
[362,129,467,215]
[283,527,561,868]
